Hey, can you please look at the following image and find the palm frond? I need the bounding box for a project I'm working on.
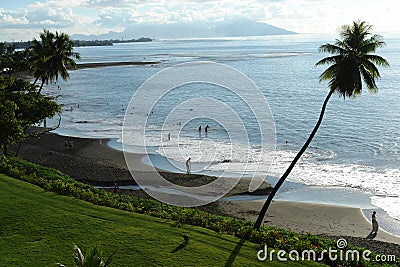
[359,57,382,80]
[318,43,346,54]
[315,55,341,66]
[319,64,336,82]
[73,244,85,267]
[359,66,378,91]
[363,54,389,67]
[104,248,119,267]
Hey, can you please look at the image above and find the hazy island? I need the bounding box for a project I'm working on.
[3,37,153,49]
[73,37,153,47]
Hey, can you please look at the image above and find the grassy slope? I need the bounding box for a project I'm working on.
[0,175,323,266]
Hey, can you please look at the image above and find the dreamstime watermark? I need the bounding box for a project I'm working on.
[257,238,397,263]
[122,61,276,207]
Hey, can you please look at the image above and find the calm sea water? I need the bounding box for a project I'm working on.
[45,34,400,222]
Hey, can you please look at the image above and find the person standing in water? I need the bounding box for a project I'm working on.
[186,157,191,174]
[371,211,379,234]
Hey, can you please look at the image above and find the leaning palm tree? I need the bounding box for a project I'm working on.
[30,29,80,94]
[254,20,389,230]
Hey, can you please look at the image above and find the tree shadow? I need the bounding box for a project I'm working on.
[366,231,377,239]
[224,239,245,267]
[170,236,189,253]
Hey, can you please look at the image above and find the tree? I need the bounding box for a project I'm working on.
[0,43,29,77]
[254,20,389,230]
[29,29,80,94]
[0,76,61,156]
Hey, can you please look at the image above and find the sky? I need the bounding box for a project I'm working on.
[1,0,399,41]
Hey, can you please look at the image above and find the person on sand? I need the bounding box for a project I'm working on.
[186,157,191,174]
[113,182,119,194]
[371,211,379,234]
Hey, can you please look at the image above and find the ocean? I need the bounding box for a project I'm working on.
[44,34,400,226]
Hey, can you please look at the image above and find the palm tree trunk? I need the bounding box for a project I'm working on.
[38,81,45,95]
[254,89,334,230]
[33,76,39,85]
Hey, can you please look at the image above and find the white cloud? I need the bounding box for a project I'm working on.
[29,0,87,9]
[0,9,29,26]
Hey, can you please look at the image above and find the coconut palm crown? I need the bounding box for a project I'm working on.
[30,29,80,93]
[316,20,389,97]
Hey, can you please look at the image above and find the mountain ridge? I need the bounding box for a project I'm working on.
[72,18,295,40]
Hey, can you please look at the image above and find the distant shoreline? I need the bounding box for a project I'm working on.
[12,61,161,79]
[75,61,161,69]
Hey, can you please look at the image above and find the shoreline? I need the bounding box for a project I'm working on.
[214,200,400,244]
[13,61,162,80]
[12,131,400,248]
[75,61,161,69]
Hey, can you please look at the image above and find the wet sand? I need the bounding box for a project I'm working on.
[13,61,162,80]
[76,61,161,69]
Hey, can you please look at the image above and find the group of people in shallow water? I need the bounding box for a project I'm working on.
[198,125,209,133]
[166,124,210,142]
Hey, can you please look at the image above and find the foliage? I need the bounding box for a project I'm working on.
[1,40,33,50]
[3,38,152,49]
[28,29,81,91]
[0,76,61,155]
[0,43,30,75]
[1,156,398,266]
[73,244,116,267]
[56,244,116,267]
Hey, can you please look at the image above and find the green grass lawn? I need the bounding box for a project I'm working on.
[0,174,323,266]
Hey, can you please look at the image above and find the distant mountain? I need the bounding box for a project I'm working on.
[72,18,295,40]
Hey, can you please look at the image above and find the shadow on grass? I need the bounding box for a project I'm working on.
[170,235,189,253]
[224,238,245,267]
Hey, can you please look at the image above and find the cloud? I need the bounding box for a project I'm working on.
[83,0,162,8]
[0,7,80,29]
[1,0,399,41]
[0,9,29,26]
[91,0,279,27]
[29,0,87,9]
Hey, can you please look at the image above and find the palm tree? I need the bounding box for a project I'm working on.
[254,20,389,230]
[29,30,80,127]
[57,244,117,267]
[30,29,80,94]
